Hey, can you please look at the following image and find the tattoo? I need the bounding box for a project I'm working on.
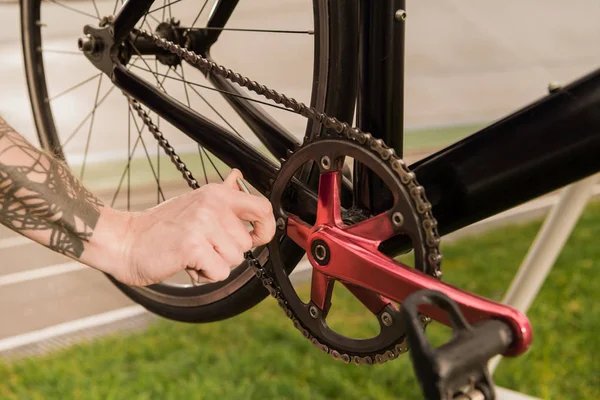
[0,118,103,258]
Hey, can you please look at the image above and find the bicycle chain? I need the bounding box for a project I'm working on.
[126,95,200,189]
[130,27,443,365]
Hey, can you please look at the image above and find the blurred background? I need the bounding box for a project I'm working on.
[0,1,599,399]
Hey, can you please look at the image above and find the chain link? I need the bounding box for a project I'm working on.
[126,95,200,190]
[129,28,443,364]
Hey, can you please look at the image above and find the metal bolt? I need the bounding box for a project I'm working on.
[276,217,286,231]
[548,81,562,93]
[309,305,319,319]
[314,244,327,261]
[395,9,407,21]
[381,311,393,327]
[392,212,404,227]
[78,37,96,53]
[320,156,331,170]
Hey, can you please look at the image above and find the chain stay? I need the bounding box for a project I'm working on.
[129,28,442,364]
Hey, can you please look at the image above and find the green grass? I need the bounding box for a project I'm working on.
[2,201,599,399]
[404,123,483,151]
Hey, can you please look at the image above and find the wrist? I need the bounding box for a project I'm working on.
[80,206,134,278]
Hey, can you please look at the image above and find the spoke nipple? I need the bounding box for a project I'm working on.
[395,9,407,21]
[392,212,404,227]
[309,305,319,319]
[320,156,331,170]
[381,311,393,327]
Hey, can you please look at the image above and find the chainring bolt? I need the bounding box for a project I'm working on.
[381,311,393,327]
[276,217,286,231]
[320,156,331,170]
[392,212,404,227]
[309,305,319,319]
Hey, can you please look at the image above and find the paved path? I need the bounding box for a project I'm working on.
[0,0,599,357]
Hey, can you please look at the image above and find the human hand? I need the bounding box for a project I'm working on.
[111,169,275,286]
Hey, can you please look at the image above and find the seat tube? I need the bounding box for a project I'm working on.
[354,0,406,214]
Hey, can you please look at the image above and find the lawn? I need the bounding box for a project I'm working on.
[1,200,599,399]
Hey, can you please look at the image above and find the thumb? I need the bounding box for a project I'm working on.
[223,168,244,190]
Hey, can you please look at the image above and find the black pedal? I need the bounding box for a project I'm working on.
[400,290,514,400]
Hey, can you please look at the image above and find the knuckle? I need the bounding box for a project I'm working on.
[260,199,273,215]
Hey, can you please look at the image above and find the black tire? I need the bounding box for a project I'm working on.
[20,0,359,323]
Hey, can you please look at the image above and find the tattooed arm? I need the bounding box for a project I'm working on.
[0,116,275,286]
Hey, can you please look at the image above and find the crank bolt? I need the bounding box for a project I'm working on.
[276,217,286,231]
[381,311,393,327]
[311,240,330,266]
[309,305,319,319]
[395,9,407,21]
[320,156,331,170]
[314,245,327,261]
[392,212,404,227]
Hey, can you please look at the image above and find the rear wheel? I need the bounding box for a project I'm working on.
[20,0,358,322]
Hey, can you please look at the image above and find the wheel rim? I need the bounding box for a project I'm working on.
[21,0,336,307]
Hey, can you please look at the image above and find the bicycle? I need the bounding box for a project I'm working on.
[19,1,600,398]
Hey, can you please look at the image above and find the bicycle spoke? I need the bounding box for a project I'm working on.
[47,73,102,102]
[202,146,224,181]
[127,106,131,211]
[190,0,210,30]
[129,44,167,92]
[179,66,210,186]
[112,0,122,16]
[40,49,81,56]
[147,0,183,15]
[110,134,142,208]
[129,64,294,113]
[62,85,115,148]
[198,145,209,185]
[80,74,104,179]
[43,0,98,20]
[128,106,166,202]
[198,27,314,35]
[90,0,101,20]
[175,67,242,138]
[63,58,140,148]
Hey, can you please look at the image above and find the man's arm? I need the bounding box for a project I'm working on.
[0,115,276,286]
[0,116,129,272]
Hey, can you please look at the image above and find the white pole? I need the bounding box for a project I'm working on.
[489,173,598,373]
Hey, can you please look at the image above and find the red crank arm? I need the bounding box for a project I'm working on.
[285,172,532,357]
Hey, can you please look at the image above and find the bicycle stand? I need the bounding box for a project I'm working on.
[490,173,599,400]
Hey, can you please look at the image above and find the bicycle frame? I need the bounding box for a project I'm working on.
[106,0,600,246]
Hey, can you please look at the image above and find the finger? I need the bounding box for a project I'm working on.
[223,210,254,253]
[193,242,231,282]
[223,168,244,191]
[228,197,275,247]
[249,213,276,247]
[209,224,246,267]
[185,268,214,285]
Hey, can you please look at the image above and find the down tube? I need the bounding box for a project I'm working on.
[410,67,600,237]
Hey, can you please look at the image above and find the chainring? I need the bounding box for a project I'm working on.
[253,132,443,365]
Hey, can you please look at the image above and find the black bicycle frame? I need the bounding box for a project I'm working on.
[109,1,600,246]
